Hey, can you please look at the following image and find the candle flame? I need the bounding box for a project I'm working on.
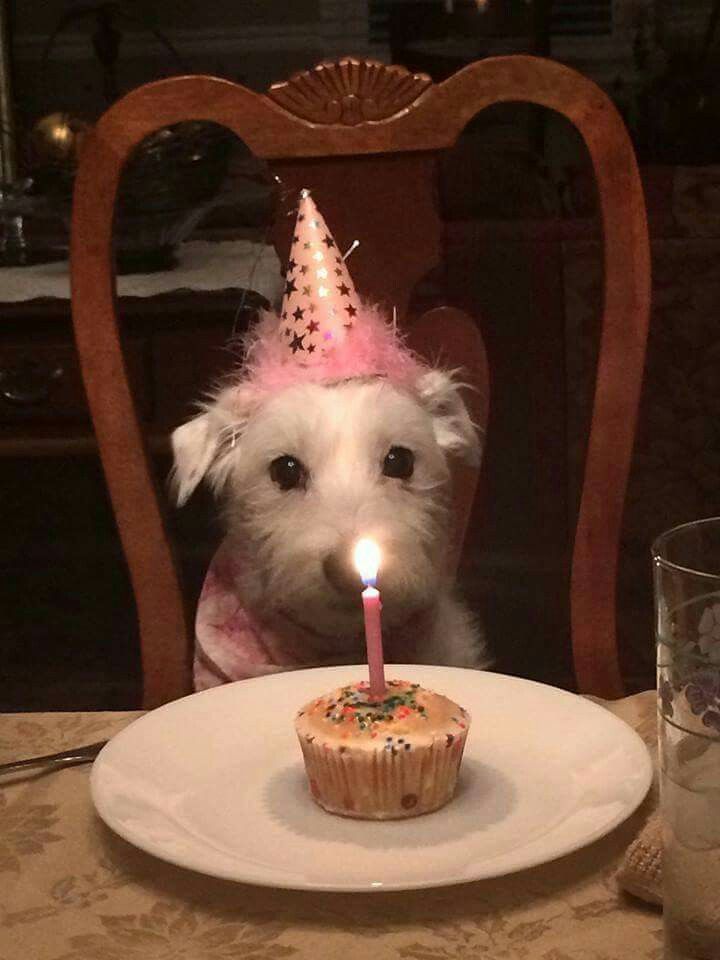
[354,538,380,586]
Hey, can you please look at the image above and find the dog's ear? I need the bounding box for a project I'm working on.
[416,370,481,466]
[171,385,252,506]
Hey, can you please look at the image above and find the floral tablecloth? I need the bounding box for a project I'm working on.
[0,693,660,959]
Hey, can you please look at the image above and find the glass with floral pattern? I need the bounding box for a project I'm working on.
[654,518,720,959]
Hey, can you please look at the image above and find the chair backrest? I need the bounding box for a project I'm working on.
[70,55,650,707]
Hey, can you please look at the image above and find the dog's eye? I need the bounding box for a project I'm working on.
[270,454,307,490]
[382,446,414,480]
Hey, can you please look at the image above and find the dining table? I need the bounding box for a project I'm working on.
[0,690,661,959]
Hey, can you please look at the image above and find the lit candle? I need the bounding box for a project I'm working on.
[354,538,386,699]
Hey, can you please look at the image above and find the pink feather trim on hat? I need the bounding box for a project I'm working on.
[240,304,427,394]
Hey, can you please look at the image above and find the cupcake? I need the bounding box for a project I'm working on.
[294,679,471,819]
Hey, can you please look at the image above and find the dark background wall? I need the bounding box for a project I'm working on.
[3,0,720,709]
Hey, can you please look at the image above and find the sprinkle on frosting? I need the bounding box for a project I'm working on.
[305,680,426,730]
[295,679,470,757]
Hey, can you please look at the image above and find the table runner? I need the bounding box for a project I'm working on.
[0,693,660,959]
[0,239,282,305]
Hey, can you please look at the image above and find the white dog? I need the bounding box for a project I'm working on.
[172,364,486,688]
[171,187,487,688]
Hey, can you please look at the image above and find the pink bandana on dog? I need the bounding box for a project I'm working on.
[194,541,421,690]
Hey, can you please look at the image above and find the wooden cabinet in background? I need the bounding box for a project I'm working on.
[0,291,254,456]
[0,288,254,710]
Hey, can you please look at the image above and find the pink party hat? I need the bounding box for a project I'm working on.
[279,189,360,363]
[240,189,426,393]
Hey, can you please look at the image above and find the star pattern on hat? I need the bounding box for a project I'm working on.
[278,190,362,364]
[289,332,305,353]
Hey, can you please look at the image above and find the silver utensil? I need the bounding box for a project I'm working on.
[0,740,107,776]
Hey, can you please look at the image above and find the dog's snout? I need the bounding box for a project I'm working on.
[323,550,363,597]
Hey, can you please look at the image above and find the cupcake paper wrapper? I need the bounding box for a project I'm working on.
[298,732,468,820]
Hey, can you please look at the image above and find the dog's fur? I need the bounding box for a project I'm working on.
[172,369,487,675]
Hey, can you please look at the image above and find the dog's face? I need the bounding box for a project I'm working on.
[172,373,479,645]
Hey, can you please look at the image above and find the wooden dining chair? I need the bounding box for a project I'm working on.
[70,55,650,708]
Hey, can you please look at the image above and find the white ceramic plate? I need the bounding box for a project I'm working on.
[91,665,652,892]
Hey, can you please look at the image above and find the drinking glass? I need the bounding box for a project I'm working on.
[654,518,720,959]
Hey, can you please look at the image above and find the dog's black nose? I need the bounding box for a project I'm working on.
[323,550,363,597]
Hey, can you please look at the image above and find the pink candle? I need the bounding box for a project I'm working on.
[354,539,386,699]
[361,584,385,698]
